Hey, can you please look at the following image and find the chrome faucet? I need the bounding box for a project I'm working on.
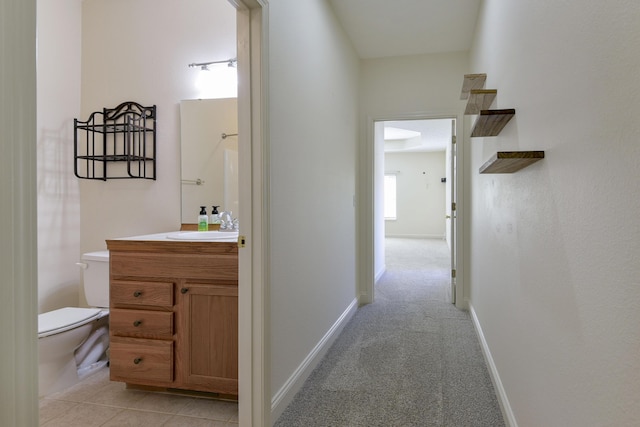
[219,211,233,230]
[219,211,239,231]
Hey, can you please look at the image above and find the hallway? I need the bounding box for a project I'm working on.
[275,238,504,426]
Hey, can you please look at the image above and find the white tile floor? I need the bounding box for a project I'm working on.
[39,368,238,426]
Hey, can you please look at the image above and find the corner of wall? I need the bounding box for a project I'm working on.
[271,299,358,423]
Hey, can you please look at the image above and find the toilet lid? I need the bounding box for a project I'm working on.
[38,307,102,338]
[81,250,109,262]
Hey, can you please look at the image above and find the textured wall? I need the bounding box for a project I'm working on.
[469,1,640,425]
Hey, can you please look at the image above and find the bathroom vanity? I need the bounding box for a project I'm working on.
[105,232,238,396]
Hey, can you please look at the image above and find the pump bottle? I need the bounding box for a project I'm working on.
[210,205,221,229]
[198,206,209,231]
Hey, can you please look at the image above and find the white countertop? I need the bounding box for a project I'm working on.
[111,231,239,242]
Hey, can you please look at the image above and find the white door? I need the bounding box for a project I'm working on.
[448,119,457,304]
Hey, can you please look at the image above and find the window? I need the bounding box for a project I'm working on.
[384,174,397,220]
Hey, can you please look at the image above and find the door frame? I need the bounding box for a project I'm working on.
[1,0,38,424]
[359,111,465,308]
[228,0,269,426]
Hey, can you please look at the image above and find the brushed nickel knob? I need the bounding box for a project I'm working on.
[133,358,142,365]
[133,291,142,297]
[133,320,142,327]
[181,287,189,294]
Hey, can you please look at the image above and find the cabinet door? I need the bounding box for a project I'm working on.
[177,282,238,395]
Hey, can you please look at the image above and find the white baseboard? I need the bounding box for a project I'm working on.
[356,266,386,305]
[374,264,386,283]
[271,298,358,423]
[469,304,518,427]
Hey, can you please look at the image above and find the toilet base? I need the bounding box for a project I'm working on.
[39,357,82,397]
[38,313,109,397]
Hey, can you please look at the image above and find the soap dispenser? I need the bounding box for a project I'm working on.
[210,206,221,230]
[198,206,209,231]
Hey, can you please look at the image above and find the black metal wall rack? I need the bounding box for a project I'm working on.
[74,101,157,180]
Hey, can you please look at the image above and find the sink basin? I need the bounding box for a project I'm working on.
[166,231,239,241]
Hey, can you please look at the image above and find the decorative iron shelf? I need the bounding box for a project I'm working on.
[479,151,545,174]
[74,101,156,180]
[471,109,516,137]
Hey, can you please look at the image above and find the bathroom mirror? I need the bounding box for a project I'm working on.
[180,98,238,224]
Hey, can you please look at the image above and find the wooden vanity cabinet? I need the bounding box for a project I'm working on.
[106,239,238,395]
[178,281,238,394]
[109,279,175,384]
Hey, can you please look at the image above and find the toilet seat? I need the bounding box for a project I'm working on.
[38,307,102,338]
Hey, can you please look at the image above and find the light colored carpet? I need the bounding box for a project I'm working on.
[274,238,505,427]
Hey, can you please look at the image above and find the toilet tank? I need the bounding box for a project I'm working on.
[80,251,110,308]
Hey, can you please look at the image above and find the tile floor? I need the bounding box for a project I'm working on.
[39,368,238,426]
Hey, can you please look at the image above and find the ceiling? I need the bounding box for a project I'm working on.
[329,0,482,59]
[329,0,481,152]
[328,0,480,153]
[383,119,453,153]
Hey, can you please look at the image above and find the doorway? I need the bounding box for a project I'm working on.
[367,116,458,305]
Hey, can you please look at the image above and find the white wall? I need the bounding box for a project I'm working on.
[469,1,640,425]
[360,52,468,117]
[79,0,236,262]
[37,0,83,313]
[267,0,359,418]
[359,52,468,304]
[384,151,446,238]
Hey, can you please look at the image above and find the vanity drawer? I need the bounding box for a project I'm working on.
[110,337,173,383]
[110,308,173,339]
[111,280,174,308]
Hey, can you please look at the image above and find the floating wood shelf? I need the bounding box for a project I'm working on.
[479,151,545,174]
[465,89,497,115]
[471,109,516,137]
[460,74,487,100]
[461,74,541,173]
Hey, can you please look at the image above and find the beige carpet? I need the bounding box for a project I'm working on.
[274,238,505,427]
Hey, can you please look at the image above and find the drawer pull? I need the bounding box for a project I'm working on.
[133,291,142,297]
[133,320,142,327]
[181,287,189,294]
[133,358,143,365]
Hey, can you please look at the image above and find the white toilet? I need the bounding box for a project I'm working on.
[38,250,110,397]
